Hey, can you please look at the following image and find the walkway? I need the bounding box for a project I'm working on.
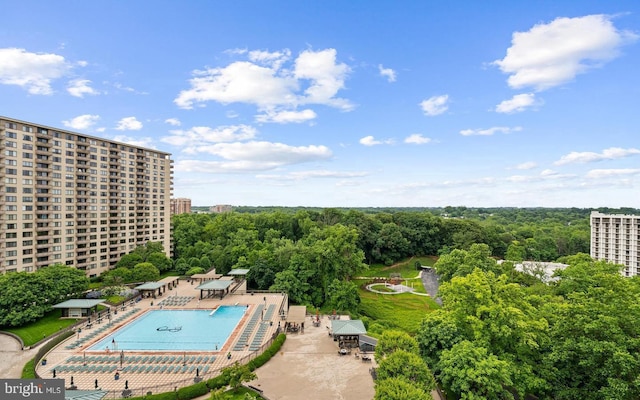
[247,314,376,400]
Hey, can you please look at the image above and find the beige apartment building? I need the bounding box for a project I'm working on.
[0,116,172,277]
[590,211,640,277]
[170,197,191,215]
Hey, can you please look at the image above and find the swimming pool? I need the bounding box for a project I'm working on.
[88,306,246,351]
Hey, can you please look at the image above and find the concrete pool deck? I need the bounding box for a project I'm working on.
[34,282,286,397]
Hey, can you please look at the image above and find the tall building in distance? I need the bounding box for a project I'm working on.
[210,204,233,213]
[0,116,173,277]
[170,198,191,215]
[590,211,640,277]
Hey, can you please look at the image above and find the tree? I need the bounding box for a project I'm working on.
[505,241,526,262]
[374,377,431,400]
[375,330,419,360]
[115,253,143,269]
[417,310,462,371]
[0,265,88,327]
[439,341,514,400]
[220,362,256,391]
[185,267,205,276]
[147,252,172,273]
[544,258,640,400]
[131,263,160,282]
[376,350,437,393]
[326,279,360,313]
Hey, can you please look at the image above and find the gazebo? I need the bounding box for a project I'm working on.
[52,299,104,318]
[227,268,249,282]
[134,282,164,299]
[196,280,234,299]
[284,305,306,333]
[331,320,367,349]
[191,269,221,284]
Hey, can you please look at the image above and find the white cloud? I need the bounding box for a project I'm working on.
[257,170,368,181]
[248,49,291,69]
[514,161,537,170]
[420,95,449,116]
[460,126,522,136]
[586,168,640,179]
[378,64,397,82]
[555,147,640,165]
[112,135,155,149]
[0,48,72,94]
[294,48,353,110]
[507,169,575,183]
[493,14,639,91]
[404,134,432,145]
[359,136,394,146]
[161,125,257,149]
[165,118,181,126]
[62,114,100,130]
[255,109,317,124]
[174,141,332,173]
[115,117,143,131]
[495,93,538,113]
[175,48,353,116]
[67,79,99,97]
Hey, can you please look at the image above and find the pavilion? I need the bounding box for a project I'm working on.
[52,299,104,318]
[134,282,164,299]
[330,319,367,349]
[190,269,221,284]
[284,305,306,333]
[195,279,234,299]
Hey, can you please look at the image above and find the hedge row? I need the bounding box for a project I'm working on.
[22,330,75,379]
[130,334,286,400]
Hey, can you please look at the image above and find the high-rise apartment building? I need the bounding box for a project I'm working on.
[0,116,173,277]
[209,204,232,213]
[170,198,191,215]
[590,211,640,277]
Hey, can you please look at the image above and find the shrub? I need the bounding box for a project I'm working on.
[177,382,208,400]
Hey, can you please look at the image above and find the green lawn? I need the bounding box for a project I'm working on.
[358,282,439,335]
[4,309,78,347]
[359,256,437,278]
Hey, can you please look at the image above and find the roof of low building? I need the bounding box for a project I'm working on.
[196,280,234,290]
[52,299,104,309]
[65,390,108,400]
[286,305,307,324]
[134,282,164,290]
[228,268,250,275]
[331,320,367,336]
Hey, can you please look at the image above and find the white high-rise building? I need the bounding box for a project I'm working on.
[0,116,173,277]
[590,211,640,276]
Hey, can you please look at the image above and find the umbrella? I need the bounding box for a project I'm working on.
[196,367,199,377]
[52,369,56,378]
[95,379,98,389]
[70,376,74,385]
[125,380,129,390]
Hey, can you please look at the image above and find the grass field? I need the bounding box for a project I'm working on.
[357,282,439,335]
[359,256,437,278]
[4,309,78,347]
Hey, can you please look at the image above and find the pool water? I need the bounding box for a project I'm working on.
[88,306,246,351]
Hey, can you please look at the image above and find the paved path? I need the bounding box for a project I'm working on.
[246,315,376,400]
[0,333,37,378]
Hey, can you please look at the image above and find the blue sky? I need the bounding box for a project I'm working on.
[2,1,640,208]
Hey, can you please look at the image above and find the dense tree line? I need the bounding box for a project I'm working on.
[174,208,596,270]
[173,211,366,308]
[420,250,640,399]
[0,265,88,327]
